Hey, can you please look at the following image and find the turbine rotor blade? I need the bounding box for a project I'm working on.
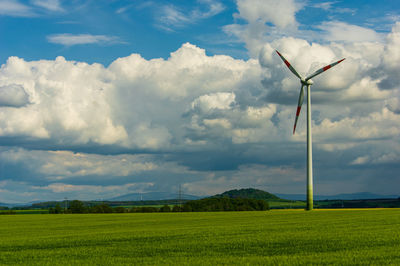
[293,85,305,134]
[276,50,302,80]
[305,58,345,81]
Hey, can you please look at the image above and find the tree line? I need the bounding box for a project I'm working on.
[48,197,269,214]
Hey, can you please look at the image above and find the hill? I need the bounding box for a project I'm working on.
[0,201,29,208]
[212,188,280,201]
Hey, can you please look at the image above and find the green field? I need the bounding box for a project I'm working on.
[0,209,399,265]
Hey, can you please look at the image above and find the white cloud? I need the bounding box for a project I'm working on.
[0,0,34,17]
[158,5,190,30]
[350,155,369,165]
[47,34,121,46]
[1,38,399,152]
[156,0,225,31]
[311,1,356,14]
[191,92,236,112]
[0,42,270,150]
[225,0,382,60]
[384,22,400,70]
[235,0,300,28]
[131,123,172,150]
[317,21,383,43]
[203,118,232,129]
[31,0,64,12]
[311,1,336,10]
[0,55,128,144]
[194,0,225,19]
[108,43,259,99]
[223,0,303,56]
[311,107,400,145]
[343,77,389,101]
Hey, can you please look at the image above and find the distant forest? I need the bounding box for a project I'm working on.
[62,197,270,213]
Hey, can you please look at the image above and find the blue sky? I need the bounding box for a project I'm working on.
[2,0,398,64]
[0,0,399,203]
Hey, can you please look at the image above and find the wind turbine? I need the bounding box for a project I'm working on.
[276,50,345,210]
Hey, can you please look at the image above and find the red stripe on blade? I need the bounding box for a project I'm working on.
[296,106,301,116]
[285,61,291,68]
[323,65,331,71]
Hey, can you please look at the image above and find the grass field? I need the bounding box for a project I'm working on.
[0,209,399,265]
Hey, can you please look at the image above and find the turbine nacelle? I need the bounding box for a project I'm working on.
[301,79,313,86]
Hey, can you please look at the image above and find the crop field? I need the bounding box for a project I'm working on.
[0,209,399,265]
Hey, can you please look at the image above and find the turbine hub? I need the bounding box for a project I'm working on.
[301,79,313,85]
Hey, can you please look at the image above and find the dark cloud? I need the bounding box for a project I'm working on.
[0,84,30,107]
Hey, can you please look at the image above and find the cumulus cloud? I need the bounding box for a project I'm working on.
[0,55,127,143]
[224,0,303,56]
[383,22,400,70]
[191,92,236,112]
[0,43,274,151]
[1,37,399,151]
[235,0,300,28]
[47,34,122,46]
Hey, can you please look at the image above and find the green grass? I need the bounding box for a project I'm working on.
[0,209,399,265]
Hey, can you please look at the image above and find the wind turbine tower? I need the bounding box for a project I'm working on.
[276,51,345,210]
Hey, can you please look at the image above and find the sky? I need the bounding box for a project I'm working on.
[0,0,399,203]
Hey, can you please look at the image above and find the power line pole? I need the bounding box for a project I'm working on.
[178,184,182,210]
[64,197,68,213]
